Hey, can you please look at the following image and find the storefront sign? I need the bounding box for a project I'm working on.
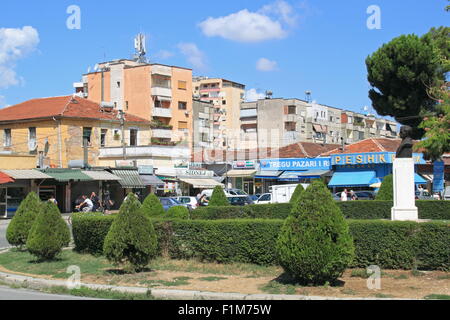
[331,152,426,166]
[433,161,445,193]
[259,158,331,171]
[176,169,214,177]
[233,160,256,169]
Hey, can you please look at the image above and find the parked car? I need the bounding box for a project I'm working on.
[159,197,191,211]
[255,193,272,204]
[415,191,433,200]
[174,196,198,210]
[444,186,450,201]
[249,194,261,202]
[333,191,375,201]
[225,188,248,196]
[227,195,254,206]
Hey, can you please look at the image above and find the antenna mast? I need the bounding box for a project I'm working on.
[134,33,147,64]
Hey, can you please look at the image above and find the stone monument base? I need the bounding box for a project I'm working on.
[391,158,418,221]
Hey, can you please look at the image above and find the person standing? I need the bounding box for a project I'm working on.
[103,191,113,215]
[90,192,100,212]
[341,189,348,202]
[48,194,58,205]
[350,190,358,201]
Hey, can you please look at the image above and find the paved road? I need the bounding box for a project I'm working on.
[0,286,100,300]
[0,219,10,249]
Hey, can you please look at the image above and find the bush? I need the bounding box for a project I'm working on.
[208,186,229,207]
[72,215,450,270]
[289,184,305,205]
[141,193,164,218]
[6,192,42,248]
[376,174,393,200]
[166,206,189,219]
[276,180,355,284]
[103,194,158,271]
[26,202,70,260]
[191,203,291,220]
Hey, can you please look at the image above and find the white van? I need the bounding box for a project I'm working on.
[269,184,310,204]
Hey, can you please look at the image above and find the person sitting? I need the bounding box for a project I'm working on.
[75,195,94,212]
[198,194,209,207]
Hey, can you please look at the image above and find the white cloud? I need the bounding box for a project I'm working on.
[245,89,266,102]
[256,58,278,71]
[260,0,298,27]
[0,26,39,88]
[177,42,208,71]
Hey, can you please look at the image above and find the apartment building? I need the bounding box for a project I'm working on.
[192,77,246,149]
[74,59,193,147]
[192,99,214,150]
[240,98,399,149]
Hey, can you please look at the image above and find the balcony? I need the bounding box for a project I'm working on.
[151,65,172,77]
[99,145,190,159]
[151,87,172,98]
[153,107,172,118]
[152,128,172,139]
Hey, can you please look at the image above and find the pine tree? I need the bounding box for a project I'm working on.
[103,193,158,272]
[289,184,305,206]
[276,179,355,285]
[208,186,229,207]
[141,193,165,217]
[6,192,42,248]
[376,174,393,201]
[26,202,70,261]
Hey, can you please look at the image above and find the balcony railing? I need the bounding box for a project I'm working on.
[151,87,172,98]
[99,145,190,159]
[153,107,172,118]
[152,128,172,139]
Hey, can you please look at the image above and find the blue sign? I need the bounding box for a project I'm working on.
[260,158,331,171]
[433,161,445,193]
[331,152,426,166]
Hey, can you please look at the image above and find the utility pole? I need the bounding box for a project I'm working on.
[119,110,126,160]
[83,137,89,168]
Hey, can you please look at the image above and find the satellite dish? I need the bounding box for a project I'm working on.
[94,64,99,72]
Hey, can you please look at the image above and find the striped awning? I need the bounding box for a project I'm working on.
[111,169,145,189]
[179,178,224,189]
[1,170,52,180]
[82,171,122,181]
[140,174,164,187]
[39,169,93,182]
[226,169,257,178]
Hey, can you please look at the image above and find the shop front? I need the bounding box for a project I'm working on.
[177,168,222,196]
[226,161,258,194]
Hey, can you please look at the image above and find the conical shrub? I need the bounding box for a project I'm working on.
[209,186,229,207]
[376,174,393,200]
[103,193,158,271]
[276,179,355,285]
[26,202,71,261]
[6,192,42,248]
[141,193,165,218]
[289,184,305,205]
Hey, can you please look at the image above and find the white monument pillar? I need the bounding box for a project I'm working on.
[391,158,418,221]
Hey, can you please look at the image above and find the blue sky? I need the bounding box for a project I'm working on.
[0,0,448,114]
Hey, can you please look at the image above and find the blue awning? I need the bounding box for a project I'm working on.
[278,171,307,181]
[254,171,283,179]
[415,173,427,185]
[278,170,331,181]
[328,171,377,187]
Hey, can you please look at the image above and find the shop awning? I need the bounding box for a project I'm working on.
[140,174,164,187]
[0,172,14,184]
[1,169,52,180]
[254,171,283,179]
[313,124,326,133]
[297,170,331,178]
[278,171,307,181]
[226,169,257,178]
[82,171,122,181]
[415,173,427,185]
[111,169,145,189]
[328,171,377,187]
[38,169,93,182]
[179,178,224,189]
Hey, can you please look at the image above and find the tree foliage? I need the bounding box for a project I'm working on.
[6,192,42,248]
[276,180,355,285]
[376,174,394,201]
[103,194,158,271]
[289,184,305,206]
[141,193,165,217]
[26,202,71,260]
[166,206,190,219]
[366,28,449,139]
[208,186,229,207]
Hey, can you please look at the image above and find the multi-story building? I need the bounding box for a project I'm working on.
[240,98,398,149]
[74,59,193,147]
[192,99,214,150]
[192,77,246,149]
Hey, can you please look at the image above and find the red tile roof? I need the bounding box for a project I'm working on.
[268,142,340,159]
[0,95,149,123]
[0,172,14,185]
[321,138,403,156]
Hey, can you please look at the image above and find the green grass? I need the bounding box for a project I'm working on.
[424,294,450,300]
[259,281,298,295]
[140,277,192,287]
[436,274,450,280]
[350,269,370,279]
[374,293,395,299]
[341,288,357,296]
[44,286,155,300]
[198,276,228,282]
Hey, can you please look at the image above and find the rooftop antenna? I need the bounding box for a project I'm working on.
[305,91,312,103]
[134,33,147,64]
[265,90,273,99]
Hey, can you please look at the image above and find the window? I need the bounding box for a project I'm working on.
[117,81,121,88]
[178,121,188,131]
[125,101,129,110]
[28,127,36,146]
[178,101,187,110]
[178,80,187,90]
[100,129,108,147]
[82,127,92,146]
[222,100,226,105]
[4,129,11,147]
[285,122,296,132]
[130,129,138,146]
[288,105,296,115]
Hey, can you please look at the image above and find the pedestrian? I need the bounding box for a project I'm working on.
[350,190,358,201]
[90,192,100,212]
[103,191,114,215]
[48,194,58,205]
[198,194,209,207]
[340,189,348,202]
[74,196,84,212]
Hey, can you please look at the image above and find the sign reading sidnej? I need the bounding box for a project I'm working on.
[433,161,445,193]
[331,152,426,165]
[260,158,331,171]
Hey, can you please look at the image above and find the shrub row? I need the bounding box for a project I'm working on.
[72,215,450,271]
[191,201,450,220]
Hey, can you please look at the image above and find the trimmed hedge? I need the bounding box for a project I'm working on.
[191,201,450,221]
[72,215,450,270]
